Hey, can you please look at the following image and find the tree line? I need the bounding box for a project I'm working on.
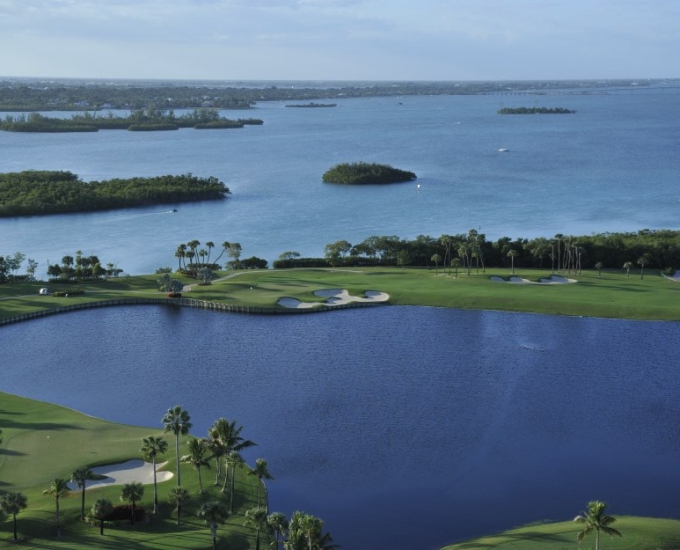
[497,107,576,114]
[0,407,337,550]
[0,171,229,217]
[0,109,263,133]
[273,229,680,274]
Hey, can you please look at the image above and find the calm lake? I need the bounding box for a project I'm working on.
[1,85,680,549]
[1,306,680,550]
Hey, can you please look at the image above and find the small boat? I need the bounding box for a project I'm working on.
[172,208,178,212]
[498,148,509,153]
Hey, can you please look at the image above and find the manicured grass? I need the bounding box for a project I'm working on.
[0,392,266,549]
[1,267,680,321]
[441,516,680,549]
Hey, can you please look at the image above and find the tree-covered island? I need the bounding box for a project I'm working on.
[497,107,576,114]
[285,102,337,108]
[322,162,417,185]
[0,108,263,133]
[0,171,230,217]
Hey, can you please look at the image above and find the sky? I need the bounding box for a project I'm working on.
[0,0,678,82]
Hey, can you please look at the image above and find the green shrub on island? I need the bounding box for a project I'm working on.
[498,107,576,114]
[0,109,263,133]
[0,171,230,217]
[323,162,417,185]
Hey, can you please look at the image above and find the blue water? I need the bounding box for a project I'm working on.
[1,91,679,276]
[1,305,680,550]
[2,88,680,549]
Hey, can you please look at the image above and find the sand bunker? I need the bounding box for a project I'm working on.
[278,289,389,309]
[491,275,576,285]
[67,460,173,490]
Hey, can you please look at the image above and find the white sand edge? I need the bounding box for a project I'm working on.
[68,459,173,490]
[278,289,390,309]
[490,275,577,285]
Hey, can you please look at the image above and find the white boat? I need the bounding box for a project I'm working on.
[498,148,509,152]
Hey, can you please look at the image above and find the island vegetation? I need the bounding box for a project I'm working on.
[0,109,263,133]
[497,106,576,114]
[285,102,337,108]
[0,171,230,217]
[322,162,417,185]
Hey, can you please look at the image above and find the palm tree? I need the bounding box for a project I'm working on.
[431,253,442,273]
[595,261,604,277]
[212,418,256,494]
[637,255,649,280]
[268,511,290,550]
[91,498,113,535]
[450,257,461,278]
[205,425,227,485]
[162,405,192,486]
[71,466,97,521]
[0,492,28,542]
[507,249,518,274]
[197,500,230,550]
[248,458,274,510]
[140,435,168,514]
[285,511,338,550]
[227,451,245,513]
[244,506,271,550]
[168,487,191,526]
[120,481,144,525]
[574,500,621,550]
[623,261,633,278]
[181,437,212,493]
[43,478,70,538]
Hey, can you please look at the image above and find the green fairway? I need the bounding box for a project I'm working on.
[2,267,678,322]
[441,516,680,550]
[0,392,265,549]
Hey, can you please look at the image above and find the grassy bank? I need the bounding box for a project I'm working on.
[441,516,680,549]
[0,392,264,549]
[1,267,679,322]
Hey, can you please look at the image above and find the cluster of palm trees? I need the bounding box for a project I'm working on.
[0,406,336,548]
[174,240,243,273]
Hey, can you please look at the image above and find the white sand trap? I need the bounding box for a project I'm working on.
[278,289,389,309]
[67,460,173,490]
[663,271,680,282]
[491,275,576,285]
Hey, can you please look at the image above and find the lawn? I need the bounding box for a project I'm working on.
[0,392,265,549]
[441,516,680,550]
[3,267,677,322]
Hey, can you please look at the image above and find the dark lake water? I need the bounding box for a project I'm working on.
[1,305,679,550]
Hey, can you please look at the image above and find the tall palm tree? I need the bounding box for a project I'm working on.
[91,498,113,535]
[71,466,97,520]
[450,257,461,278]
[42,478,70,538]
[162,405,192,486]
[120,481,145,525]
[637,255,649,280]
[0,492,28,542]
[205,425,227,485]
[140,435,168,514]
[227,451,245,513]
[245,506,271,550]
[285,511,338,550]
[212,418,256,493]
[623,261,633,278]
[181,437,212,493]
[507,249,518,274]
[595,261,604,278]
[573,500,621,550]
[431,253,442,273]
[268,511,289,550]
[197,500,230,550]
[248,458,274,510]
[168,487,191,526]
